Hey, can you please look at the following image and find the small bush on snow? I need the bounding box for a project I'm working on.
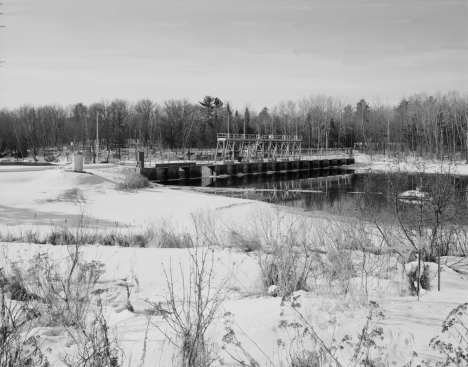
[1,249,123,366]
[101,232,129,247]
[128,233,148,248]
[259,248,311,297]
[156,228,193,248]
[60,299,124,367]
[100,232,149,248]
[48,228,75,246]
[227,230,261,252]
[406,263,432,295]
[61,187,86,203]
[115,172,149,191]
[148,247,226,367]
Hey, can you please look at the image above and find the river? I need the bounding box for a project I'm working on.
[161,167,468,212]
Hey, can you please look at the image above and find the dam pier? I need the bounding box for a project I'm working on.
[136,156,355,181]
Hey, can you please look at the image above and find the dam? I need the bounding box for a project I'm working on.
[136,157,356,181]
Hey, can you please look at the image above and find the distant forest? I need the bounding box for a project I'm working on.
[1,91,467,160]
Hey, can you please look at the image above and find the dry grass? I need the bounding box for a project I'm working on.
[115,172,150,191]
[61,187,86,203]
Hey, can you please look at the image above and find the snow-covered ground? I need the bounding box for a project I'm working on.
[0,166,259,237]
[350,153,468,176]
[1,164,467,366]
[1,241,467,366]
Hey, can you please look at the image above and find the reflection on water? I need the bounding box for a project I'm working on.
[163,168,468,212]
[163,168,365,211]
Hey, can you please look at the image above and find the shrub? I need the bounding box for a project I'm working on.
[290,350,324,367]
[259,248,311,297]
[100,232,146,248]
[45,228,151,248]
[61,187,86,203]
[24,229,43,244]
[428,303,468,367]
[232,206,316,297]
[157,228,192,248]
[1,271,42,302]
[115,172,149,191]
[148,247,227,367]
[48,228,75,246]
[148,219,193,248]
[326,249,356,282]
[44,154,59,162]
[101,232,127,247]
[222,299,389,367]
[406,263,431,296]
[3,252,123,366]
[60,299,124,367]
[0,268,50,367]
[25,251,106,327]
[410,303,468,367]
[228,230,261,252]
[129,233,148,248]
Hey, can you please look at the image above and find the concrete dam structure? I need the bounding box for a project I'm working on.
[136,157,356,181]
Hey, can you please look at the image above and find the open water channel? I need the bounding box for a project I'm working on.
[162,168,373,211]
[162,168,468,212]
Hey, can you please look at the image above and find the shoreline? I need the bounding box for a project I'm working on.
[350,153,468,176]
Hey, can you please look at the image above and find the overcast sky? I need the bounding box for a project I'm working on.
[0,0,467,109]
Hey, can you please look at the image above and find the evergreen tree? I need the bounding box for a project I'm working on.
[259,107,270,135]
[355,99,370,147]
[243,108,256,134]
[199,95,223,143]
[329,118,339,147]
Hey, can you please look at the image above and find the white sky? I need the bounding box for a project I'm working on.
[0,0,467,109]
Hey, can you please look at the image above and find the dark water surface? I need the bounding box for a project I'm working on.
[162,169,366,210]
[161,168,468,211]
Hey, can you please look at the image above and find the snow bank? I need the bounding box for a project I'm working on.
[350,153,468,176]
[0,167,267,236]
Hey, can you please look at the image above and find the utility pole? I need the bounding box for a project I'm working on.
[227,102,230,136]
[95,112,99,163]
[438,245,441,291]
[244,112,246,138]
[417,236,422,301]
[387,106,391,159]
[326,131,329,157]
[295,116,298,137]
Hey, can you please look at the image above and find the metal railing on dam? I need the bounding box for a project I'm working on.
[118,148,353,168]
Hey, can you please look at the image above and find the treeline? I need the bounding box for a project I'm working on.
[1,91,467,160]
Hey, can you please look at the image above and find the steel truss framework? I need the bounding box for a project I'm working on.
[215,133,302,162]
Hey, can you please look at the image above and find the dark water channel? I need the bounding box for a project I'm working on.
[162,168,366,211]
[161,168,468,212]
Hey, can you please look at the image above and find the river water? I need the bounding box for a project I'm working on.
[162,168,468,212]
[163,168,370,211]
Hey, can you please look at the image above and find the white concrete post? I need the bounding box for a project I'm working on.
[73,151,84,172]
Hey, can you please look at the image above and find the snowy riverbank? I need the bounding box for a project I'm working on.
[349,153,468,176]
[0,166,262,236]
[1,163,467,367]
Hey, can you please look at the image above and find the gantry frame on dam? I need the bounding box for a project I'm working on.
[215,133,302,162]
